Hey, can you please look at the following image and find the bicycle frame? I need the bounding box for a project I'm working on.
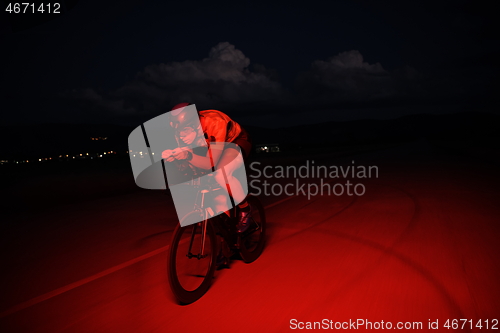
[168,180,265,304]
[182,176,237,260]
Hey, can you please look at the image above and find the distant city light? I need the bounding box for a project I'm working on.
[2,146,128,167]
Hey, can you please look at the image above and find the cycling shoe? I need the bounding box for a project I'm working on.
[237,206,253,233]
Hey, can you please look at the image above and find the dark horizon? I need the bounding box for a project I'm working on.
[1,110,498,161]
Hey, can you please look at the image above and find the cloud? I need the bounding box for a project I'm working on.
[110,42,289,114]
[294,50,399,103]
[65,88,136,115]
[65,46,427,121]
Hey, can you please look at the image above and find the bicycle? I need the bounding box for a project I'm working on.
[167,174,266,304]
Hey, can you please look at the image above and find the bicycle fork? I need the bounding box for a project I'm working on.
[186,190,211,260]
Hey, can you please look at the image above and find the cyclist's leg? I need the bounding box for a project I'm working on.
[213,193,229,215]
[212,128,252,214]
[213,146,246,205]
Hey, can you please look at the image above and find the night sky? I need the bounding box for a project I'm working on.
[1,0,498,127]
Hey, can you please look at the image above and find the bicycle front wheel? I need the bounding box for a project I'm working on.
[168,211,217,304]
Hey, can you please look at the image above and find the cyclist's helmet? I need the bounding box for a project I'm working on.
[169,103,199,130]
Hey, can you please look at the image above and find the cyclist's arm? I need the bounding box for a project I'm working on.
[189,116,227,169]
[161,149,175,162]
[189,143,224,170]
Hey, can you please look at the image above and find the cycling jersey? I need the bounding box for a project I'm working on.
[200,110,252,158]
[199,110,242,143]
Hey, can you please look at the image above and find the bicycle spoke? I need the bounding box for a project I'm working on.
[174,223,214,292]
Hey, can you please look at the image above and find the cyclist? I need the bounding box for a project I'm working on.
[161,103,253,233]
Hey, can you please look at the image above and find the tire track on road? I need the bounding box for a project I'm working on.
[0,196,295,319]
[285,182,469,328]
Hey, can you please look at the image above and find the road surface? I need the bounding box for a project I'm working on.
[1,140,499,332]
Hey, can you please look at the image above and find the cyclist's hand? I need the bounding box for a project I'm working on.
[172,148,191,160]
[162,149,175,162]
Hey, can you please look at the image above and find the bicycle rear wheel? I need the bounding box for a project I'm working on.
[168,211,217,304]
[239,195,266,263]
